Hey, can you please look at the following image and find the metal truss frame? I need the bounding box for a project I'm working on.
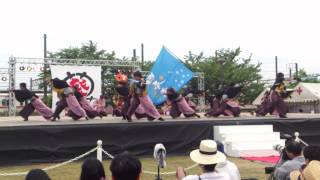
[193,72,205,112]
[8,57,140,116]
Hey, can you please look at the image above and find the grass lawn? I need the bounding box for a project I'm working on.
[0,156,270,180]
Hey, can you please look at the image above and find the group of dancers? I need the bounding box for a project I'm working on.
[14,78,107,121]
[113,71,200,122]
[13,71,288,122]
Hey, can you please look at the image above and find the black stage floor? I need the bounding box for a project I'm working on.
[0,114,320,166]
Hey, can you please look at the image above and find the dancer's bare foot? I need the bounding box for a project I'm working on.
[194,113,201,118]
[158,117,165,121]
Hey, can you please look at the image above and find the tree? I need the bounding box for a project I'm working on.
[297,69,320,83]
[141,61,154,71]
[184,48,264,104]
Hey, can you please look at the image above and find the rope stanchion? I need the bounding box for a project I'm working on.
[97,140,103,162]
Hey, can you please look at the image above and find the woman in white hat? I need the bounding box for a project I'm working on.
[176,140,231,180]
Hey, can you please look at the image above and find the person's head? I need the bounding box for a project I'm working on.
[110,153,142,180]
[20,82,27,90]
[73,84,80,89]
[303,145,320,164]
[80,159,106,180]
[285,139,303,159]
[26,169,51,180]
[45,76,51,83]
[190,140,226,173]
[49,78,55,84]
[115,72,128,84]
[276,72,285,82]
[133,71,142,81]
[166,88,176,95]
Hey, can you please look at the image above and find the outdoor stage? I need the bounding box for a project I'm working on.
[1,113,320,166]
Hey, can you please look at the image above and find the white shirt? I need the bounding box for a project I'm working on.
[182,172,231,180]
[216,160,241,180]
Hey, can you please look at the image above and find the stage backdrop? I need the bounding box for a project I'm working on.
[50,65,101,109]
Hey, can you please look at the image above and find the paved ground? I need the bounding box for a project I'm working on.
[0,113,319,127]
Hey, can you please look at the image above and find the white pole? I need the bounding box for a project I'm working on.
[97,140,103,162]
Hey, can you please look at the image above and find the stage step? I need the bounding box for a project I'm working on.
[214,125,284,157]
[221,132,281,142]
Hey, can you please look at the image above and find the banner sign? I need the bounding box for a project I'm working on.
[50,65,101,109]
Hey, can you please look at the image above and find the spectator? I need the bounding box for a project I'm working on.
[216,141,241,180]
[274,139,305,180]
[290,145,320,180]
[80,159,106,180]
[110,153,142,180]
[25,169,51,180]
[303,145,320,164]
[176,139,231,180]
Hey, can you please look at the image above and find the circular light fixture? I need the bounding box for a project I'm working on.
[19,66,25,71]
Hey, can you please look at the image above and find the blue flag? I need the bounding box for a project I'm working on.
[146,47,193,105]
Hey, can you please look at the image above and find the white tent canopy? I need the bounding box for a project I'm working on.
[252,83,320,105]
[286,83,320,103]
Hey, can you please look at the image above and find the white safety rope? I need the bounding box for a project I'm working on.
[0,147,97,176]
[0,141,198,177]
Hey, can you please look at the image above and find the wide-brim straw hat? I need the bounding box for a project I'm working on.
[290,160,320,180]
[290,170,302,180]
[190,140,226,165]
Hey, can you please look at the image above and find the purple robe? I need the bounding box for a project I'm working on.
[256,91,271,116]
[206,99,240,117]
[19,98,53,120]
[32,98,53,119]
[79,97,98,119]
[93,99,107,116]
[127,96,161,120]
[205,98,221,117]
[134,105,148,119]
[138,96,161,119]
[169,97,195,118]
[269,91,287,117]
[65,94,87,118]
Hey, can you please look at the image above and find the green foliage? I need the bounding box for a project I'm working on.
[141,61,154,71]
[48,40,116,60]
[184,48,264,104]
[42,94,52,107]
[287,69,320,89]
[298,69,320,83]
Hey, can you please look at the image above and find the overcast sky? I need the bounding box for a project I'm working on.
[0,0,319,80]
